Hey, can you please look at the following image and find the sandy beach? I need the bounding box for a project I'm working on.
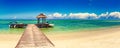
[1,27,120,48]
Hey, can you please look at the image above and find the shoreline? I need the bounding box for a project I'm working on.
[45,25,120,35]
[0,25,120,34]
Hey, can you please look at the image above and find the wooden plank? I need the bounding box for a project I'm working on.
[15,24,54,48]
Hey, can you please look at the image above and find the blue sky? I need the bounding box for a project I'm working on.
[0,0,120,19]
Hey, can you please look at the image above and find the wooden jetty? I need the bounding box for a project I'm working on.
[15,24,54,48]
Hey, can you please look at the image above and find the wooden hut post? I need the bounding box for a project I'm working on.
[37,18,40,24]
[42,18,46,24]
[44,18,46,23]
[42,18,44,24]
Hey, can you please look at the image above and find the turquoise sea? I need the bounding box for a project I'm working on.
[0,19,120,34]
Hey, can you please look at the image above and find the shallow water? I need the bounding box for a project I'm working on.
[0,19,120,34]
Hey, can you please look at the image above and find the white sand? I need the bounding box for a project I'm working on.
[1,27,120,48]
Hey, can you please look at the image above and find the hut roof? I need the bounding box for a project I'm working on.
[36,13,47,18]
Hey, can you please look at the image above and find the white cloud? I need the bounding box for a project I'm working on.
[1,11,120,20]
[98,12,109,19]
[109,12,120,18]
[69,13,97,19]
[47,14,53,19]
[99,12,109,17]
[98,12,120,19]
[99,12,120,18]
[63,14,67,16]
[53,12,62,17]
[47,12,67,19]
[46,12,120,20]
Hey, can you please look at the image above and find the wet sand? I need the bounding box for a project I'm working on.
[1,27,120,48]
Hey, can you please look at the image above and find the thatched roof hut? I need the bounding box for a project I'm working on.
[36,13,46,18]
[36,13,47,24]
